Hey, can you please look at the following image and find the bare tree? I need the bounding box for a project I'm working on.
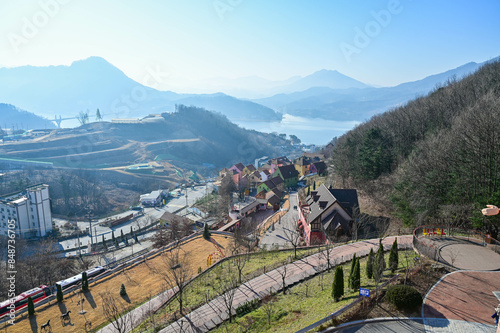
[319,242,336,272]
[232,251,249,284]
[282,225,301,259]
[261,294,277,325]
[99,290,134,333]
[149,247,191,316]
[218,263,239,323]
[151,226,170,249]
[276,258,290,295]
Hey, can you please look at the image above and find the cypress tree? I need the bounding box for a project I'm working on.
[102,235,107,250]
[352,258,361,290]
[120,229,125,243]
[27,296,35,316]
[203,223,211,240]
[366,248,374,279]
[349,253,357,289]
[332,266,344,301]
[389,238,399,273]
[373,240,386,282]
[313,181,316,190]
[112,231,116,243]
[56,284,63,302]
[307,186,310,196]
[120,284,127,296]
[81,271,89,291]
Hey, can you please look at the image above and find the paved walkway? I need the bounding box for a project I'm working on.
[423,271,500,327]
[159,236,412,333]
[330,318,496,333]
[421,237,500,270]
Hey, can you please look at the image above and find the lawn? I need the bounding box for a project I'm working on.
[133,246,318,332]
[3,234,234,333]
[212,250,418,333]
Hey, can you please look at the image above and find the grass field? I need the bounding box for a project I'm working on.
[133,247,319,332]
[3,234,234,333]
[212,250,417,333]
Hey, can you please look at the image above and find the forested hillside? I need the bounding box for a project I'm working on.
[331,60,500,232]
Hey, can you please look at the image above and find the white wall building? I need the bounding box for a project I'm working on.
[0,184,52,238]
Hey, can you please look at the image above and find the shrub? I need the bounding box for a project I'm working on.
[81,272,88,291]
[389,238,399,273]
[120,284,127,296]
[366,248,374,279]
[352,258,360,291]
[235,298,259,317]
[203,223,211,240]
[386,284,422,311]
[27,296,35,316]
[56,284,63,302]
[332,266,344,301]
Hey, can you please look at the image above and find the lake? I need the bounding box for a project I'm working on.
[234,114,359,145]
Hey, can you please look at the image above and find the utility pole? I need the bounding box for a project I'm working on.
[86,208,94,251]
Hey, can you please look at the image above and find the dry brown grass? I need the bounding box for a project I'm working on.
[4,234,233,333]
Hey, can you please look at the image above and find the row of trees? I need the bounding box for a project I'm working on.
[332,239,399,301]
[331,59,500,231]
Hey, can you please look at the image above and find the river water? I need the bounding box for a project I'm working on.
[234,114,359,145]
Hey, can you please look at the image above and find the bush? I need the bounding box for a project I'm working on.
[235,298,259,317]
[386,284,422,311]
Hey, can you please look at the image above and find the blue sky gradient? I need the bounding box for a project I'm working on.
[0,0,499,89]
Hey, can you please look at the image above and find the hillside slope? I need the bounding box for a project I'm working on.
[0,103,56,131]
[330,60,500,230]
[0,105,292,170]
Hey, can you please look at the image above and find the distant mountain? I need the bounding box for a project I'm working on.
[254,58,496,121]
[0,103,56,130]
[0,57,282,126]
[188,69,369,98]
[278,69,369,93]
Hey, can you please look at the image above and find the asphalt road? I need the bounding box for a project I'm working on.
[259,191,299,248]
[57,183,213,256]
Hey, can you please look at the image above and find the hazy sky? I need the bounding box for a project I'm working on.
[1,0,499,89]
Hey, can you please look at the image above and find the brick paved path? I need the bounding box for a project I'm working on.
[159,236,413,333]
[423,271,500,327]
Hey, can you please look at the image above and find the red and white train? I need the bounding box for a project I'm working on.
[0,285,51,319]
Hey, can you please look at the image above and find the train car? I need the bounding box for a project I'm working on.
[56,266,106,290]
[0,285,51,319]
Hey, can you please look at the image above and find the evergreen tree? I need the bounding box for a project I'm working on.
[373,240,386,282]
[120,284,127,296]
[352,258,361,290]
[389,238,399,273]
[102,235,107,250]
[27,296,35,316]
[56,284,63,302]
[332,266,344,301]
[130,226,133,236]
[112,230,116,244]
[349,253,357,289]
[120,229,125,243]
[81,271,89,291]
[307,186,310,196]
[96,108,102,121]
[366,248,374,279]
[134,232,139,243]
[313,181,316,190]
[203,223,211,240]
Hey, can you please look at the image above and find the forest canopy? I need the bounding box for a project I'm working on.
[331,60,500,232]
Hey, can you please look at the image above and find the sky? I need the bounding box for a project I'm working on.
[0,0,499,90]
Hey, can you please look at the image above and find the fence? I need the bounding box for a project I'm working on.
[413,225,500,265]
[295,274,401,333]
